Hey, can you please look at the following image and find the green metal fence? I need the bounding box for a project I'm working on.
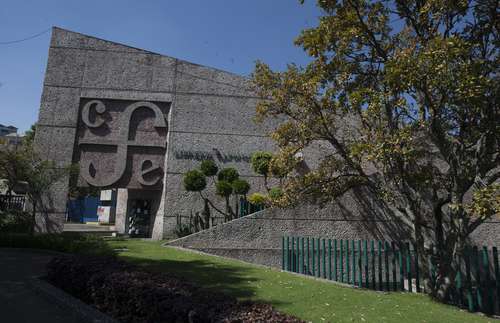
[281,236,499,315]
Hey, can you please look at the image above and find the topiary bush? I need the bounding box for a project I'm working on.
[216,180,233,197]
[248,192,267,206]
[232,179,250,195]
[183,170,207,192]
[200,159,218,177]
[217,168,239,183]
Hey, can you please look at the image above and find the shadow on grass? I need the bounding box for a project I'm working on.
[120,255,259,299]
[114,250,291,309]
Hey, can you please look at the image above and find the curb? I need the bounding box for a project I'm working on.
[27,277,119,323]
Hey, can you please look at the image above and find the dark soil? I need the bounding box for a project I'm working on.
[46,255,304,323]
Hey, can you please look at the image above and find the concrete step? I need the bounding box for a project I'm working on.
[63,223,117,235]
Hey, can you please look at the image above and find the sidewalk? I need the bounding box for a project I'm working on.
[0,248,80,323]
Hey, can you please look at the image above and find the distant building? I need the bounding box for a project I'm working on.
[2,132,24,149]
[0,124,17,136]
[0,125,24,151]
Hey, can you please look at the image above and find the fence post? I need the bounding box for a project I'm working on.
[296,237,300,273]
[291,237,295,272]
[328,239,332,280]
[306,237,311,275]
[406,242,412,293]
[282,236,285,270]
[493,247,499,314]
[285,236,289,271]
[340,240,344,283]
[358,240,362,288]
[385,241,390,291]
[378,240,383,291]
[473,246,482,311]
[316,238,321,277]
[300,237,305,274]
[312,238,316,277]
[414,243,420,293]
[465,246,474,312]
[391,241,397,291]
[482,246,492,314]
[371,240,376,289]
[352,240,357,286]
[364,240,369,288]
[334,239,338,281]
[399,243,404,291]
[346,240,351,284]
[323,239,327,279]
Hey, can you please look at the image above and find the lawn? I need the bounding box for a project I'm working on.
[107,239,494,323]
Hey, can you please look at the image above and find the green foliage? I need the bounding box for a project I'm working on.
[216,180,233,197]
[183,170,207,192]
[252,0,500,301]
[217,168,239,183]
[200,159,218,177]
[0,210,32,233]
[248,192,267,206]
[232,179,250,195]
[0,232,116,256]
[0,147,72,234]
[108,240,494,323]
[251,151,273,176]
[268,187,283,201]
[22,123,36,147]
[175,214,193,238]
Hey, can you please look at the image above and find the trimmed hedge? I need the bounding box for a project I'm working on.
[47,255,304,323]
[0,232,116,256]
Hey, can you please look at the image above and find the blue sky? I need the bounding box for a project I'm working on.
[0,0,320,132]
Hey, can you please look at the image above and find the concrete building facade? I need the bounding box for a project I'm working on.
[34,27,274,238]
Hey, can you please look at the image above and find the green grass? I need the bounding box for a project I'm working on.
[107,239,495,323]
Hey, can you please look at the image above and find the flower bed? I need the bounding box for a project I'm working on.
[46,255,304,323]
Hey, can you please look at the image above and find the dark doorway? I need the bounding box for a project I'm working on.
[127,199,152,237]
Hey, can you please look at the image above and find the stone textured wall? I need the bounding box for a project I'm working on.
[169,186,500,267]
[168,187,410,267]
[34,27,275,235]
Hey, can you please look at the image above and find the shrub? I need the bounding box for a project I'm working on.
[0,209,33,233]
[46,256,304,323]
[0,232,116,256]
[216,180,233,197]
[183,170,207,192]
[217,168,239,183]
[200,159,218,177]
[248,192,267,206]
[268,187,283,200]
[251,151,273,176]
[232,179,250,195]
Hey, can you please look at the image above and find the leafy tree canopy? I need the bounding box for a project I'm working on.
[232,179,251,195]
[217,168,239,183]
[253,0,499,300]
[200,159,218,177]
[183,170,207,192]
[216,180,233,197]
[251,151,273,176]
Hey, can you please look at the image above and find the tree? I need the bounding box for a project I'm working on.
[183,161,251,224]
[0,148,71,234]
[22,123,37,148]
[252,0,499,301]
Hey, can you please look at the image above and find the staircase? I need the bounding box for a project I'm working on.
[63,223,117,237]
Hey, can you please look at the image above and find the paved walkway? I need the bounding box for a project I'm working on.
[0,248,81,323]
